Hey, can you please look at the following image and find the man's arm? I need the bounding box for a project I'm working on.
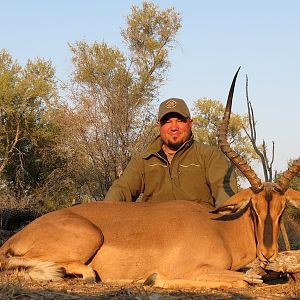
[104,157,144,202]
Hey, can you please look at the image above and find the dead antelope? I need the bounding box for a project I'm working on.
[0,69,299,289]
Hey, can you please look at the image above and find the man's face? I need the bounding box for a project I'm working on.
[158,112,193,151]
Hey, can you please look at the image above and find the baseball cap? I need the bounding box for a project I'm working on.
[158,98,191,121]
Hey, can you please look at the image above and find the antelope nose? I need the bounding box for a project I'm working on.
[261,249,276,262]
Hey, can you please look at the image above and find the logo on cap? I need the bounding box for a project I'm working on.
[165,99,177,109]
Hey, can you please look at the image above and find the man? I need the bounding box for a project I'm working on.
[105,98,237,208]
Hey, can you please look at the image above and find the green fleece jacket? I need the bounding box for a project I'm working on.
[105,135,237,208]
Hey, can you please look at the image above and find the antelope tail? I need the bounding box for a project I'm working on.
[1,257,65,281]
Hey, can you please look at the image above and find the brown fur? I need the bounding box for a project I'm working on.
[0,187,300,289]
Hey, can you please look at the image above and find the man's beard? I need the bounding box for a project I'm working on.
[165,140,183,151]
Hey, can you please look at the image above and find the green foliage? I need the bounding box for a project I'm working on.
[192,98,258,162]
[290,174,300,191]
[0,49,64,207]
[65,2,181,198]
[288,161,300,191]
[122,2,181,95]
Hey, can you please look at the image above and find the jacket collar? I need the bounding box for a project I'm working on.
[142,134,194,159]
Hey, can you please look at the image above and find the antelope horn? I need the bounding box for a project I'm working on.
[275,158,300,192]
[218,67,263,193]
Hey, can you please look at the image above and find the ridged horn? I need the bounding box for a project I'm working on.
[275,158,300,192]
[218,67,263,193]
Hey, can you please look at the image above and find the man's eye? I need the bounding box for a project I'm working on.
[178,119,187,123]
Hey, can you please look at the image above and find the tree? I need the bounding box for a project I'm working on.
[0,49,22,174]
[0,49,63,207]
[192,98,257,164]
[64,2,181,198]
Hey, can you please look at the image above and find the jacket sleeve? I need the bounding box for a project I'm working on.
[104,157,144,202]
[205,147,238,208]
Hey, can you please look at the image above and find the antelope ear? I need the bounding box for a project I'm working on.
[285,188,300,209]
[211,188,252,216]
[211,199,251,215]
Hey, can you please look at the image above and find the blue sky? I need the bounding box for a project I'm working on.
[1,1,299,177]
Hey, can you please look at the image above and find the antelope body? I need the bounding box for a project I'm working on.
[0,69,300,289]
[0,199,256,288]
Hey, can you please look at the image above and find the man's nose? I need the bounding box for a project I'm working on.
[170,121,179,129]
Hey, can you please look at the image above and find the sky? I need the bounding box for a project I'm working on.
[1,0,299,178]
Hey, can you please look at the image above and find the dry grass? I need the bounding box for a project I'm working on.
[0,273,299,300]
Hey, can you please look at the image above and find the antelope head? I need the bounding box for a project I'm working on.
[215,67,300,262]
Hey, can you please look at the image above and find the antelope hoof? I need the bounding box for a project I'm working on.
[243,273,263,285]
[84,276,97,284]
[83,268,97,284]
[143,273,158,286]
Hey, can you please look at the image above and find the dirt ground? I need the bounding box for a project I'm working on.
[0,270,299,299]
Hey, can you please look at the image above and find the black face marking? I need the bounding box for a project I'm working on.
[263,190,273,248]
[266,189,273,202]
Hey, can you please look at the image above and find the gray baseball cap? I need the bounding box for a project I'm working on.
[158,98,191,120]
